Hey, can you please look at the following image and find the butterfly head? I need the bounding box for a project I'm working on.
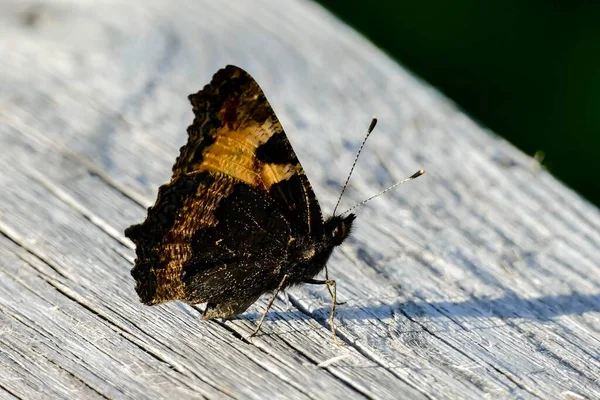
[324,213,356,247]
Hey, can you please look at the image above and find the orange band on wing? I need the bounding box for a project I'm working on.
[197,124,301,190]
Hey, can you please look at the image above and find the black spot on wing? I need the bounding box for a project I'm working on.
[256,132,300,165]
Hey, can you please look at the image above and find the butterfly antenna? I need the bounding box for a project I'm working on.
[339,169,425,216]
[332,117,378,216]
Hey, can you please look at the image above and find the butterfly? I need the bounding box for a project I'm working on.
[124,65,423,339]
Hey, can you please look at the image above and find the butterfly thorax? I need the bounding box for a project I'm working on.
[287,213,356,283]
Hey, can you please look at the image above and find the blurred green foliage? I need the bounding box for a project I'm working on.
[318,0,600,207]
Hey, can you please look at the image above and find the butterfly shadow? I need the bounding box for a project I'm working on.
[240,292,600,326]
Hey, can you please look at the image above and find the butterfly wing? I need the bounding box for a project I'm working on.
[125,66,323,311]
[175,65,324,238]
[125,171,291,308]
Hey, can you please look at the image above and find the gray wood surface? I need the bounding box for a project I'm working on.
[1,1,599,399]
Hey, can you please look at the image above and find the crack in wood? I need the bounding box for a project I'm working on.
[25,167,134,250]
[0,222,72,281]
[0,382,24,400]
[43,280,231,399]
[44,357,112,400]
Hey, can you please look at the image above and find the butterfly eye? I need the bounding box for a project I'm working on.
[331,225,346,246]
[331,227,340,239]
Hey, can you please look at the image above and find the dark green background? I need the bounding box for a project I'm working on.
[318,1,600,207]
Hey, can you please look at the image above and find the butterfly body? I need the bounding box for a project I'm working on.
[125,65,354,320]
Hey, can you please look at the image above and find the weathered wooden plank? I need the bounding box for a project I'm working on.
[1,0,599,399]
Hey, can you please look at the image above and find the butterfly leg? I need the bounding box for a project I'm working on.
[324,266,346,306]
[304,278,341,342]
[247,274,290,339]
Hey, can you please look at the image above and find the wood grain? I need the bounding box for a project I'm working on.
[1,1,599,399]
